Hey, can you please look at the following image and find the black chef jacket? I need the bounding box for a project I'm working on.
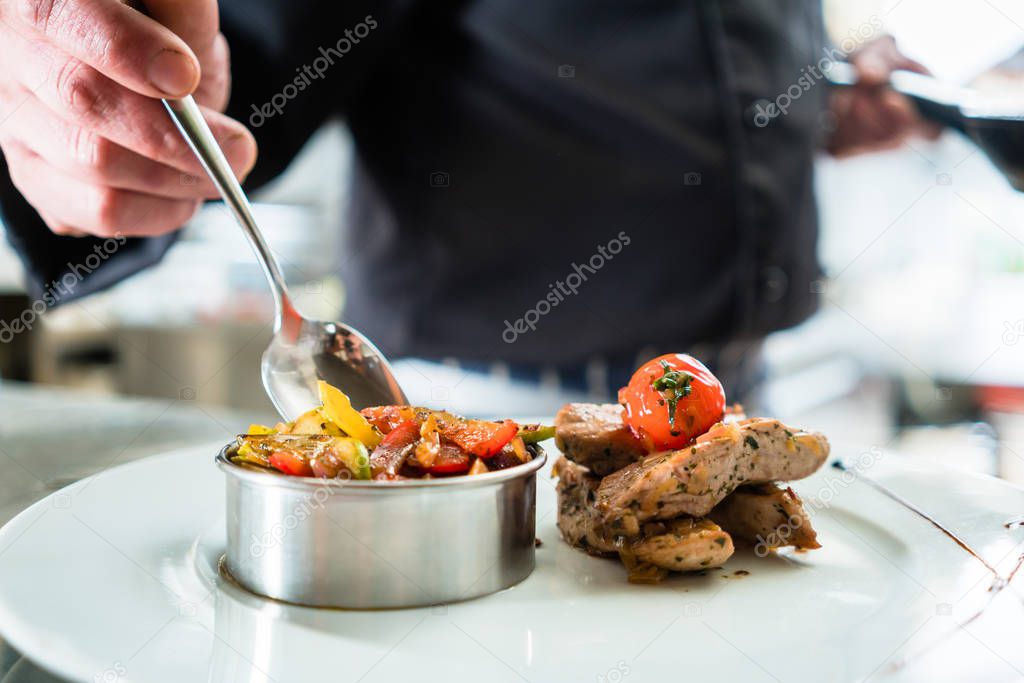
[0,0,830,364]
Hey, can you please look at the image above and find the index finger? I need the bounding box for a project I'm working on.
[12,0,201,97]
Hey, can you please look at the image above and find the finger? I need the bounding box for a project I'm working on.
[6,142,201,237]
[829,89,854,123]
[850,50,891,87]
[2,32,257,177]
[878,38,931,76]
[874,90,940,144]
[847,94,901,147]
[854,60,889,86]
[128,0,228,108]
[878,90,918,132]
[11,0,200,98]
[893,54,931,76]
[855,95,918,152]
[1,87,224,198]
[141,0,220,59]
[919,120,944,141]
[36,209,87,237]
[190,30,230,110]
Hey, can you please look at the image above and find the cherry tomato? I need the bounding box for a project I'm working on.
[269,450,314,477]
[618,353,726,451]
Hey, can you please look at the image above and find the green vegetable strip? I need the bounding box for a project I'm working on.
[517,424,556,443]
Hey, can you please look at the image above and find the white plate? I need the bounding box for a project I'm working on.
[1,441,1024,683]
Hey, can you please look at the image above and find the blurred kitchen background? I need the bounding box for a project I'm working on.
[2,0,1024,514]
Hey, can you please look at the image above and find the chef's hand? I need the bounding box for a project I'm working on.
[0,0,256,237]
[827,36,942,157]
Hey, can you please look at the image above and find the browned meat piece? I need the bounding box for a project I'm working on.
[554,456,615,556]
[554,403,646,476]
[596,419,829,535]
[555,457,735,575]
[709,483,821,551]
[615,518,737,583]
[627,517,734,572]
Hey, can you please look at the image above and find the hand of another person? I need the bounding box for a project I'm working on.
[0,0,257,237]
[827,36,942,157]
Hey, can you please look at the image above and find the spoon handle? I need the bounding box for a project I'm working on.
[162,95,294,328]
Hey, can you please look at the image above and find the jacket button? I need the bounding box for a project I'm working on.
[761,265,788,303]
[745,98,776,129]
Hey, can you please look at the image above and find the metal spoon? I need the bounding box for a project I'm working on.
[161,96,407,418]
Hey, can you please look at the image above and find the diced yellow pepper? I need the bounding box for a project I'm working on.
[317,380,382,449]
[247,423,277,435]
[289,408,345,435]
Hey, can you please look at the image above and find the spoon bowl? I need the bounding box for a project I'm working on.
[262,304,407,418]
[163,96,407,417]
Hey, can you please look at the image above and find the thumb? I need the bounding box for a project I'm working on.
[853,52,890,86]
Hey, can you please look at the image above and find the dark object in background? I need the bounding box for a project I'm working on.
[0,293,31,381]
[967,116,1024,191]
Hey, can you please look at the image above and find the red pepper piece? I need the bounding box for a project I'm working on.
[429,444,472,474]
[444,419,519,458]
[369,419,420,478]
[269,450,313,477]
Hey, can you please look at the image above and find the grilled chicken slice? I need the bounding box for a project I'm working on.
[555,457,735,575]
[596,419,829,535]
[709,483,821,551]
[627,518,734,572]
[554,403,646,476]
[555,459,817,557]
[554,456,615,556]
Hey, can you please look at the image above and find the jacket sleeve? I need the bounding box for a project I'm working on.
[0,151,179,304]
[0,0,412,305]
